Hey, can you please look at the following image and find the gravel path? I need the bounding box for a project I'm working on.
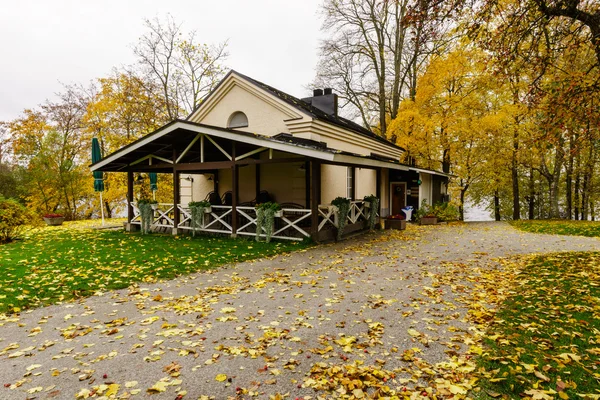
[1,222,598,399]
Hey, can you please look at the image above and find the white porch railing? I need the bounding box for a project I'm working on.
[177,205,233,235]
[236,206,312,241]
[318,200,371,230]
[128,200,374,240]
[130,202,175,229]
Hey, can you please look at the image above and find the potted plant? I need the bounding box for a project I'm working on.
[137,199,157,234]
[363,195,380,230]
[331,197,351,240]
[420,214,438,225]
[384,214,406,230]
[43,213,65,226]
[255,202,282,243]
[189,200,212,236]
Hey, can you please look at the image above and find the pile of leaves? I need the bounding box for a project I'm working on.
[510,220,600,238]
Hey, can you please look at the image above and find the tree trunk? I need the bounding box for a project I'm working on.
[528,167,535,220]
[459,182,469,221]
[548,173,561,219]
[574,156,581,220]
[494,190,501,221]
[565,133,574,219]
[104,201,113,219]
[581,143,594,220]
[511,128,520,220]
[442,148,450,174]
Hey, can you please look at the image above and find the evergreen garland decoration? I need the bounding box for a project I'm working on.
[189,201,211,236]
[255,202,281,243]
[364,195,380,230]
[331,197,350,241]
[189,206,204,236]
[138,203,154,235]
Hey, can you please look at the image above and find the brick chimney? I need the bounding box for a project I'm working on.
[302,88,338,116]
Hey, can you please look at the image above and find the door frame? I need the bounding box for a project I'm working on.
[389,181,407,215]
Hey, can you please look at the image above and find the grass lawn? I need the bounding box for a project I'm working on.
[0,221,309,314]
[510,219,600,237]
[475,252,600,399]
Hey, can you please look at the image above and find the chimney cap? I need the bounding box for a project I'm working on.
[324,88,333,95]
[313,89,323,97]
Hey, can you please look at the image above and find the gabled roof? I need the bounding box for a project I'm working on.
[89,120,412,173]
[187,70,405,152]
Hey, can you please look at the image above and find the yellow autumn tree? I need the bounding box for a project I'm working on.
[388,45,513,219]
[83,71,172,218]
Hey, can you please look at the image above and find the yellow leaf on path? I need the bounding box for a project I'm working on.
[220,307,236,313]
[215,374,227,382]
[140,316,160,325]
[449,384,467,395]
[407,328,421,337]
[147,380,169,393]
[75,388,92,399]
[26,364,42,372]
[27,387,43,394]
[105,383,120,397]
[559,392,569,399]
[125,381,138,388]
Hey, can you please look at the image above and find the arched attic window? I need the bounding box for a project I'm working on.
[227,111,248,129]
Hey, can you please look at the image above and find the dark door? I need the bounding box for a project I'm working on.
[391,183,406,215]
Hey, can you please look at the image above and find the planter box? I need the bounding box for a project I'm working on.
[317,221,368,242]
[44,217,65,226]
[384,219,406,230]
[420,216,438,225]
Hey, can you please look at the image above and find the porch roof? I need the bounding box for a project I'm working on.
[90,120,412,173]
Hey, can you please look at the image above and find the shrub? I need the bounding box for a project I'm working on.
[0,197,37,243]
[416,200,459,222]
[431,202,459,222]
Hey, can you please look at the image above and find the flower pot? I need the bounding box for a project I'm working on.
[384,219,405,230]
[364,201,371,209]
[43,217,65,226]
[204,206,212,214]
[274,210,283,218]
[420,216,438,225]
[151,204,158,211]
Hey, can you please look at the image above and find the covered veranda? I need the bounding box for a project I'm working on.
[90,120,411,241]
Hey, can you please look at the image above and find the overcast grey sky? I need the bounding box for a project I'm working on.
[0,0,323,121]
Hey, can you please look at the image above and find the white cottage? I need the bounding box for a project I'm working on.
[90,70,448,241]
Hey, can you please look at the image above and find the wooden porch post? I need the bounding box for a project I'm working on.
[376,168,382,222]
[255,164,260,202]
[127,171,133,224]
[214,170,219,194]
[305,160,310,209]
[173,150,180,235]
[351,167,356,200]
[231,143,238,237]
[310,159,321,242]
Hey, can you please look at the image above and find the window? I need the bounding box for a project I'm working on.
[346,167,353,199]
[227,111,248,128]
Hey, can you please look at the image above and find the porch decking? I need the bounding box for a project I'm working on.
[130,200,373,241]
